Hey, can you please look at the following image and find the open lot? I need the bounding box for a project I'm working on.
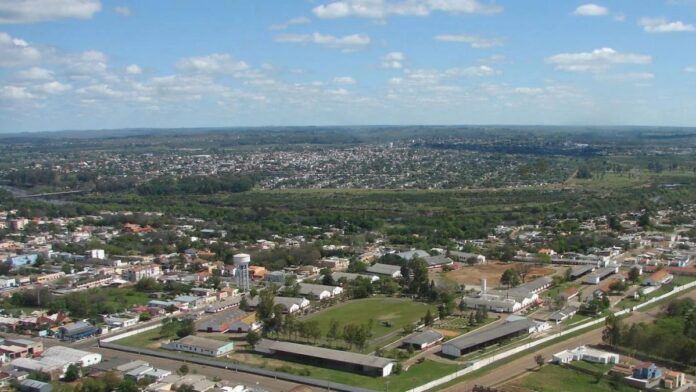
[442,262,558,288]
[502,364,639,392]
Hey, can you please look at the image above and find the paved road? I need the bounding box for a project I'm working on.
[440,288,691,392]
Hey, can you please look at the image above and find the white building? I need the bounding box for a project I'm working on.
[162,335,234,357]
[552,346,620,365]
[42,346,102,367]
[298,283,343,300]
[88,249,106,260]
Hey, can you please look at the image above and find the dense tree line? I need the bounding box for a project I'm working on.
[603,299,696,366]
[136,174,256,195]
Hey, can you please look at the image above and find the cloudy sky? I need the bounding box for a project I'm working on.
[1,0,695,133]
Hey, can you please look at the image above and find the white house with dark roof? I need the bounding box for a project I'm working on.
[366,263,402,278]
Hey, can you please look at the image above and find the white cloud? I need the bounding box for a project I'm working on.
[639,17,694,33]
[605,72,655,81]
[274,32,370,50]
[269,16,311,31]
[333,76,356,85]
[0,32,42,67]
[36,80,71,94]
[125,64,142,75]
[512,87,544,95]
[573,4,608,16]
[16,66,53,80]
[381,51,405,69]
[434,34,503,48]
[64,50,109,76]
[546,48,651,72]
[114,6,131,16]
[176,53,249,74]
[0,0,101,24]
[445,65,497,77]
[312,0,502,19]
[685,67,696,73]
[0,85,35,100]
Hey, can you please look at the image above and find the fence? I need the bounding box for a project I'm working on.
[405,279,696,392]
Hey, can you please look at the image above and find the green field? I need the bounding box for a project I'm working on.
[301,297,435,349]
[103,287,152,308]
[114,326,162,349]
[505,364,640,392]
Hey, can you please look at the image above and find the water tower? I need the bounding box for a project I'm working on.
[234,253,251,291]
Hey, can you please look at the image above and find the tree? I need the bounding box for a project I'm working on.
[246,331,261,349]
[534,354,545,368]
[63,364,81,382]
[564,267,573,282]
[239,296,249,311]
[576,165,593,179]
[638,211,651,228]
[500,268,521,288]
[326,318,340,347]
[628,267,641,283]
[514,263,533,282]
[177,364,190,376]
[116,379,139,392]
[423,309,434,326]
[603,315,622,346]
[177,384,195,392]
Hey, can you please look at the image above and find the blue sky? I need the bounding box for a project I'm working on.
[1,0,695,132]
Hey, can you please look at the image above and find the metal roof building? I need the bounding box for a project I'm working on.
[401,329,444,350]
[442,318,536,357]
[255,339,396,377]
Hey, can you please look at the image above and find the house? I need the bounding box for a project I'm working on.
[298,283,343,300]
[0,277,16,288]
[548,306,578,324]
[125,365,172,382]
[626,362,663,389]
[662,370,686,389]
[173,295,204,309]
[57,321,100,342]
[632,362,662,379]
[401,330,444,350]
[584,267,618,285]
[255,339,395,377]
[366,263,402,278]
[331,272,380,284]
[248,266,267,280]
[319,257,350,271]
[162,335,234,357]
[4,339,43,356]
[33,272,65,285]
[18,379,52,392]
[228,313,262,333]
[397,250,430,260]
[423,255,454,269]
[123,264,161,282]
[196,309,247,333]
[246,296,310,314]
[560,287,579,301]
[42,346,102,367]
[104,316,138,329]
[570,265,595,280]
[7,254,38,268]
[264,271,288,284]
[552,346,619,364]
[449,251,486,264]
[643,270,673,287]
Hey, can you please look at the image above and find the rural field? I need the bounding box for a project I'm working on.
[441,262,559,288]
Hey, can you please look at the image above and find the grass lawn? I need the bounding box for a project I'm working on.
[114,326,163,349]
[301,297,434,349]
[506,365,640,392]
[102,287,152,308]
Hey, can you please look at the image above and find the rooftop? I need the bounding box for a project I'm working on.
[256,339,395,369]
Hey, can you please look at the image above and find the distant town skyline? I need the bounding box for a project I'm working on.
[1,0,696,132]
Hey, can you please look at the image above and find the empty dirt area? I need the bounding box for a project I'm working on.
[441,262,560,289]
